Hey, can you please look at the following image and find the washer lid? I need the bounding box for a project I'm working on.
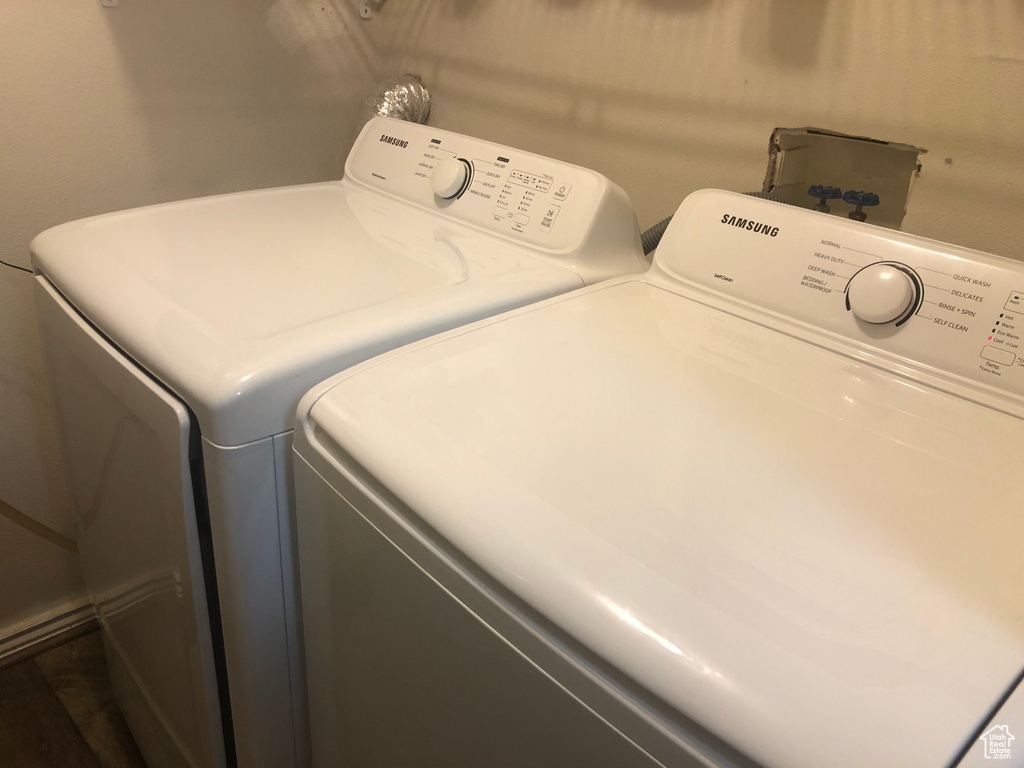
[304,278,1024,768]
[31,183,585,445]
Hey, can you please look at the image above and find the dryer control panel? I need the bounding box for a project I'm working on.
[345,117,624,259]
[655,189,1024,398]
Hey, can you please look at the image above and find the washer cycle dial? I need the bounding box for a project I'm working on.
[431,157,472,199]
[847,263,919,324]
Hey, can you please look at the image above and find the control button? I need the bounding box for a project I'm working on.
[981,346,1016,366]
[432,157,471,199]
[539,204,561,232]
[514,213,530,225]
[553,183,572,201]
[847,263,918,324]
[1006,291,1023,312]
[493,206,510,218]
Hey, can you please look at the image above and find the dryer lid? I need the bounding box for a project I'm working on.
[304,277,1024,768]
[31,183,586,445]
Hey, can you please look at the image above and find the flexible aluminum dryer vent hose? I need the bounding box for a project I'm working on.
[361,74,432,125]
[641,192,793,256]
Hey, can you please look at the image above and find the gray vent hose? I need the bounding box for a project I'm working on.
[641,191,794,256]
[640,216,673,256]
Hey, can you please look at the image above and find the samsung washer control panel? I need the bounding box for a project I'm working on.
[345,117,607,254]
[656,189,1024,397]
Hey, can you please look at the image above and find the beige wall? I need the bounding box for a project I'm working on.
[371,0,1023,258]
[0,0,375,640]
[1,0,1022,642]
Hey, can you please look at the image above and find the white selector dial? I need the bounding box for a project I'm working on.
[847,263,917,324]
[431,157,469,199]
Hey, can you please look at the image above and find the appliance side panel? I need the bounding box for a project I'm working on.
[293,454,667,768]
[202,437,296,768]
[272,431,310,768]
[33,276,225,768]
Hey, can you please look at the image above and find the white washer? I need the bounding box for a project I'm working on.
[31,116,646,768]
[294,189,1024,768]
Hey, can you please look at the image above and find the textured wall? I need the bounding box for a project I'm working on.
[1,0,1022,642]
[0,0,375,639]
[371,0,1024,259]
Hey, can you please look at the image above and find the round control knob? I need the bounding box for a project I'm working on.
[431,157,470,199]
[847,263,917,324]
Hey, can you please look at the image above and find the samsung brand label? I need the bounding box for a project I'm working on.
[720,214,779,237]
[379,134,409,149]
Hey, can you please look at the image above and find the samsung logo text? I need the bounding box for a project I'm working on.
[720,214,779,237]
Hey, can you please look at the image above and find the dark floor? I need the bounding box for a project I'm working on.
[0,630,147,768]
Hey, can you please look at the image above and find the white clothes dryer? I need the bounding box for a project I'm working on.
[31,116,646,768]
[294,190,1023,768]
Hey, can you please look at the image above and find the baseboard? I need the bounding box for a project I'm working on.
[0,598,98,669]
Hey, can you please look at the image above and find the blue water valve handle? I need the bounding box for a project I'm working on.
[808,185,842,213]
[842,190,880,222]
[809,185,842,200]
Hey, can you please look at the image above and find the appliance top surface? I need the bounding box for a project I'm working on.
[301,193,1024,768]
[30,119,644,446]
[39,183,468,341]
